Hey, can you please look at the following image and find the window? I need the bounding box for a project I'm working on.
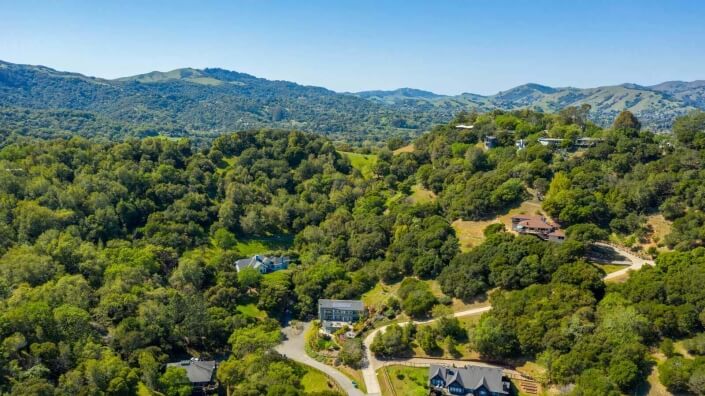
[449,385,465,394]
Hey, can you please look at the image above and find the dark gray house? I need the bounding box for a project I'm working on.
[429,364,510,396]
[166,359,217,393]
[484,136,498,149]
[318,299,365,334]
[234,255,289,274]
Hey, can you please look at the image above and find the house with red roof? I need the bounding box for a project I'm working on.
[511,214,565,243]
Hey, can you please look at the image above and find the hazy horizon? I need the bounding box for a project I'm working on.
[2,0,704,95]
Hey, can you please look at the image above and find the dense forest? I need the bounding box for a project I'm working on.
[2,107,705,395]
[2,60,704,146]
[0,61,436,145]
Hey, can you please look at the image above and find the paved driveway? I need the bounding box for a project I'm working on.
[276,321,365,396]
[361,305,492,395]
[596,242,655,281]
[280,242,653,395]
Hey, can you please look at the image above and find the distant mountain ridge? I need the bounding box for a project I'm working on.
[354,81,703,131]
[0,60,703,143]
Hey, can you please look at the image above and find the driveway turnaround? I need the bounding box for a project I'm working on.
[279,242,653,395]
[597,242,655,281]
[361,305,492,395]
[276,321,365,396]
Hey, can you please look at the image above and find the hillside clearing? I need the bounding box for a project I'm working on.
[339,151,378,179]
[300,365,345,394]
[393,144,415,155]
[378,365,427,396]
[643,214,673,251]
[407,184,436,204]
[362,278,489,320]
[234,234,293,256]
[452,200,546,251]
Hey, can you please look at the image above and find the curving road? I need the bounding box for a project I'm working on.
[596,242,655,281]
[278,242,654,396]
[276,321,365,396]
[361,305,492,395]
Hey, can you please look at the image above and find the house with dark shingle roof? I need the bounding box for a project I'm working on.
[166,359,217,393]
[318,299,365,334]
[429,364,510,395]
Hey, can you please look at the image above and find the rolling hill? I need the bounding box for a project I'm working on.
[355,82,702,132]
[0,60,703,143]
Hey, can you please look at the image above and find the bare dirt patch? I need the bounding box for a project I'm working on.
[393,144,415,155]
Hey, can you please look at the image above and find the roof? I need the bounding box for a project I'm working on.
[428,364,507,394]
[576,137,604,142]
[318,299,364,311]
[167,360,216,384]
[518,218,553,229]
[548,229,565,237]
[511,214,541,221]
[234,255,289,272]
[455,124,474,129]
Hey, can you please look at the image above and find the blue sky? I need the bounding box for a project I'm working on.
[1,0,704,95]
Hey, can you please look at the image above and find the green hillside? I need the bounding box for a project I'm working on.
[356,82,701,132]
[1,60,704,145]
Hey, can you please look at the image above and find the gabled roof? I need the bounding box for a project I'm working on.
[518,218,553,229]
[511,214,541,221]
[234,255,289,272]
[446,368,463,387]
[166,360,216,384]
[318,299,364,311]
[428,364,507,394]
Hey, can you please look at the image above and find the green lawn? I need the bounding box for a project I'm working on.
[379,365,428,396]
[407,184,436,204]
[300,365,343,394]
[137,382,161,396]
[236,303,268,319]
[594,263,629,274]
[339,151,377,179]
[362,282,401,312]
[234,234,293,256]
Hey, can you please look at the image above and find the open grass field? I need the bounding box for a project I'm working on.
[452,218,500,251]
[378,365,428,396]
[610,214,673,255]
[234,234,293,256]
[643,214,673,251]
[452,200,547,251]
[362,282,402,313]
[339,151,378,179]
[236,303,268,319]
[634,352,672,396]
[137,382,159,396]
[407,184,436,204]
[411,315,482,359]
[300,365,344,394]
[393,144,415,155]
[362,278,489,320]
[595,263,629,274]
